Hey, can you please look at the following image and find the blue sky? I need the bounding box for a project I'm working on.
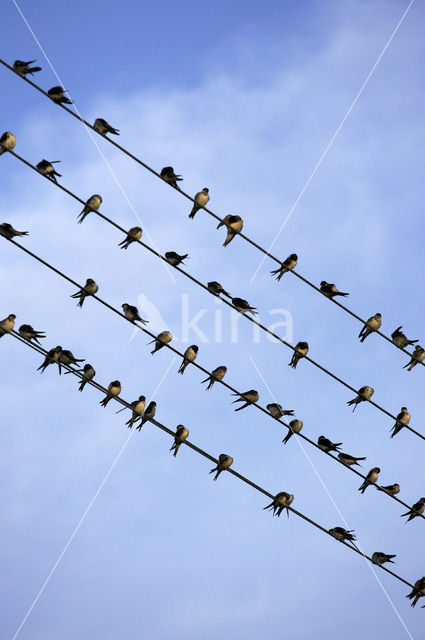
[1,1,425,638]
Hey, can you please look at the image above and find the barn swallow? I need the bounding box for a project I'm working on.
[320,281,349,299]
[231,297,257,315]
[358,313,381,342]
[170,425,189,457]
[0,223,28,239]
[71,278,98,307]
[282,419,303,444]
[93,118,119,135]
[217,215,243,247]
[120,396,145,429]
[122,303,148,325]
[209,453,233,480]
[390,407,410,438]
[136,401,156,430]
[13,59,41,76]
[317,436,343,453]
[0,314,16,337]
[118,226,142,249]
[65,363,95,391]
[178,345,198,374]
[36,159,61,183]
[47,86,72,104]
[338,452,366,467]
[165,251,188,267]
[270,254,298,281]
[149,331,172,354]
[201,365,227,390]
[403,345,425,371]
[207,281,231,298]
[99,380,121,407]
[0,131,16,155]
[18,324,46,345]
[37,345,62,374]
[346,386,374,411]
[401,497,425,522]
[77,194,102,223]
[59,350,85,368]
[288,341,309,369]
[232,389,259,411]
[371,552,396,566]
[391,326,419,349]
[160,166,182,189]
[380,483,400,495]
[406,577,425,607]
[263,492,294,517]
[358,467,380,493]
[189,188,209,219]
[267,403,295,418]
[328,527,356,542]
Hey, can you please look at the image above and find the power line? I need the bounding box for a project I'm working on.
[1,57,422,370]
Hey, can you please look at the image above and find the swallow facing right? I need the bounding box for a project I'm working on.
[358,467,380,493]
[320,281,349,299]
[406,577,425,607]
[207,281,231,298]
[0,223,28,239]
[18,324,46,345]
[317,436,343,453]
[201,365,227,390]
[338,452,366,467]
[93,118,119,135]
[0,132,17,155]
[267,403,294,418]
[391,326,418,349]
[100,380,121,407]
[371,552,396,566]
[36,159,62,183]
[358,313,381,342]
[77,194,102,223]
[149,331,173,354]
[0,314,16,337]
[120,395,146,429]
[71,278,99,307]
[47,85,72,104]
[136,401,156,430]
[13,59,42,76]
[282,419,303,444]
[328,527,356,542]
[232,389,259,411]
[217,215,243,247]
[346,386,374,411]
[189,188,209,219]
[122,303,148,325]
[270,254,297,281]
[403,345,425,371]
[209,453,233,480]
[390,407,411,438]
[118,226,142,249]
[401,497,425,522]
[288,341,309,369]
[65,363,95,391]
[380,483,400,495]
[165,251,188,267]
[37,346,62,374]
[231,297,257,315]
[160,166,183,189]
[263,492,294,517]
[178,345,198,374]
[170,425,189,457]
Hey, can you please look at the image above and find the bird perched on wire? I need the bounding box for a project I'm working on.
[65,363,95,391]
[118,226,142,249]
[136,401,156,430]
[170,425,189,457]
[390,407,410,438]
[263,492,294,517]
[207,281,231,298]
[165,251,188,267]
[231,297,257,315]
[358,313,381,343]
[77,194,102,224]
[317,436,343,453]
[267,403,294,418]
[47,86,72,104]
[71,278,99,308]
[338,452,366,467]
[380,483,400,495]
[0,222,28,240]
[401,497,425,522]
[320,281,349,299]
[160,166,183,189]
[100,380,121,407]
[0,314,16,338]
[270,254,297,281]
[18,324,45,345]
[288,341,309,370]
[93,118,119,135]
[0,131,16,155]
[178,345,199,374]
[403,345,425,372]
[116,395,146,429]
[406,577,425,607]
[217,215,243,247]
[346,385,374,411]
[149,331,172,354]
[329,527,356,542]
[371,552,396,566]
[391,326,418,349]
[282,419,303,445]
[60,350,85,370]
[209,454,233,480]
[13,59,41,76]
[201,365,227,390]
[189,188,209,219]
[36,159,62,183]
[358,467,380,494]
[232,389,259,411]
[122,303,148,325]
[37,345,62,374]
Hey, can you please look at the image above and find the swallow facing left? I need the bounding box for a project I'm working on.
[170,425,189,457]
[358,467,380,494]
[207,281,231,298]
[136,401,156,430]
[346,386,374,411]
[0,314,16,337]
[60,350,85,370]
[338,452,366,467]
[201,365,227,390]
[317,436,343,453]
[232,389,259,411]
[217,215,243,247]
[71,278,98,307]
[37,345,62,374]
[401,497,425,522]
[263,492,294,517]
[13,59,42,76]
[122,303,148,325]
[390,407,410,438]
[36,159,62,183]
[406,577,425,607]
[165,251,188,267]
[0,223,28,239]
[100,380,121,407]
[18,324,46,345]
[209,453,233,480]
[288,341,309,369]
[47,86,72,104]
[160,166,182,189]
[66,363,95,391]
[371,552,396,566]
[189,188,209,219]
[93,118,119,135]
[178,345,199,374]
[149,330,173,354]
[282,419,303,444]
[380,483,400,495]
[391,326,418,349]
[358,313,381,342]
[403,345,425,371]
[328,527,356,542]
[320,281,349,299]
[270,254,297,281]
[0,132,16,155]
[267,403,295,418]
[118,226,142,249]
[77,194,102,223]
[121,396,145,429]
[231,297,257,315]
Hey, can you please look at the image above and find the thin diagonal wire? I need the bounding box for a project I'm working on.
[3,234,424,521]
